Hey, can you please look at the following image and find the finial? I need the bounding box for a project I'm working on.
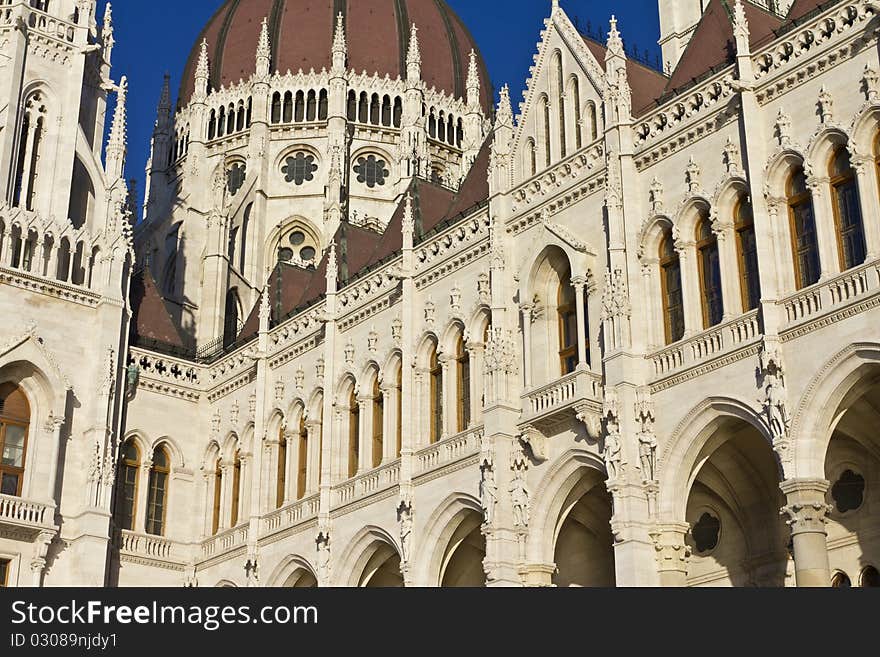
[467,49,480,109]
[333,12,346,53]
[256,17,271,77]
[402,193,414,241]
[607,15,624,58]
[496,84,513,128]
[155,73,171,131]
[326,242,338,289]
[407,23,421,66]
[107,76,128,180]
[195,38,209,100]
[259,284,271,332]
[732,0,750,46]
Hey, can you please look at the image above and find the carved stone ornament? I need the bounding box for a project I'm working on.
[479,459,498,526]
[509,447,530,529]
[603,388,622,481]
[519,424,548,463]
[397,500,413,564]
[635,387,657,483]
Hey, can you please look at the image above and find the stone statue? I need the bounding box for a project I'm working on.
[316,532,331,583]
[509,466,529,528]
[398,502,413,564]
[604,431,622,481]
[638,431,657,482]
[479,462,497,526]
[765,372,789,440]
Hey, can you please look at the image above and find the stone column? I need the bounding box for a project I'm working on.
[357,394,373,473]
[676,242,702,336]
[4,229,17,267]
[466,342,484,425]
[520,304,533,388]
[283,429,297,506]
[30,530,54,588]
[780,478,831,587]
[45,238,58,280]
[640,260,661,351]
[305,420,322,493]
[852,157,880,260]
[439,353,454,440]
[806,179,840,280]
[571,275,589,369]
[44,414,64,504]
[650,523,691,587]
[713,220,740,320]
[218,461,230,531]
[135,459,153,533]
[380,382,398,463]
[201,470,214,538]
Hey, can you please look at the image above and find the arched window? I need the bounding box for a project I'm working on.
[526,139,537,178]
[347,90,357,121]
[558,274,578,375]
[542,96,552,168]
[145,446,170,536]
[371,377,383,469]
[348,387,360,478]
[217,106,225,138]
[428,111,437,139]
[276,426,287,509]
[230,450,242,527]
[358,92,369,123]
[429,344,442,444]
[370,94,380,125]
[831,572,852,588]
[554,52,566,158]
[438,111,447,143]
[587,101,598,141]
[283,91,293,123]
[318,89,328,120]
[271,92,281,123]
[455,335,470,432]
[117,439,139,531]
[223,289,240,349]
[735,197,760,311]
[394,97,403,128]
[235,101,245,131]
[296,415,308,500]
[211,458,222,535]
[696,212,723,328]
[295,91,305,122]
[787,167,820,289]
[660,229,685,344]
[306,90,317,121]
[0,384,29,497]
[209,109,217,139]
[571,77,582,149]
[861,566,880,588]
[829,147,867,270]
[239,204,252,273]
[382,95,392,126]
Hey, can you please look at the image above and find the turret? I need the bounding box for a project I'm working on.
[400,24,428,179]
[462,50,484,174]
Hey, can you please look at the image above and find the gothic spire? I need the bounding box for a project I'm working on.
[496,84,513,129]
[406,23,421,81]
[606,15,625,60]
[106,76,128,180]
[194,38,209,101]
[333,12,346,55]
[732,0,750,52]
[326,242,338,293]
[256,17,271,79]
[467,49,480,109]
[155,73,171,132]
[402,193,414,245]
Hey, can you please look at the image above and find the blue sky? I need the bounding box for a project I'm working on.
[99,0,661,197]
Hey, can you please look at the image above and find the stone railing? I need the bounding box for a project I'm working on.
[0,494,53,529]
[650,310,762,378]
[129,348,201,387]
[262,494,320,536]
[781,260,880,328]
[521,369,603,425]
[333,459,401,507]
[201,524,248,559]
[415,428,481,475]
[118,531,182,562]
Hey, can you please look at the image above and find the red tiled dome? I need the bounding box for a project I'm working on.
[178,0,492,111]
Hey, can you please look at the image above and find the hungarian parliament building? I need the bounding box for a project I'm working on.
[0,0,878,588]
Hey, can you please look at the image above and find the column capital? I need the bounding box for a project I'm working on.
[780,478,831,534]
[570,274,588,289]
[650,522,692,580]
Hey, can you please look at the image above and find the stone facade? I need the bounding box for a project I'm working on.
[0,0,878,588]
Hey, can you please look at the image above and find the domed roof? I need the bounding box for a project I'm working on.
[179,0,492,111]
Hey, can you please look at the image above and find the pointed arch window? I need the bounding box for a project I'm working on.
[830,147,867,270]
[735,197,761,311]
[660,230,685,344]
[211,457,222,535]
[0,559,7,587]
[296,415,308,500]
[558,272,578,376]
[276,426,287,509]
[117,439,139,531]
[696,213,723,328]
[587,101,598,141]
[554,52,566,158]
[455,335,470,433]
[348,387,360,478]
[571,77,583,149]
[787,167,820,289]
[542,97,552,168]
[0,384,29,498]
[526,139,537,178]
[239,204,252,273]
[372,377,384,469]
[229,450,242,527]
[429,344,443,444]
[146,446,170,536]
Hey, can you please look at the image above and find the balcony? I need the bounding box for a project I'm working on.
[649,310,763,380]
[117,531,185,565]
[333,460,401,508]
[520,369,603,432]
[414,428,482,477]
[0,494,55,540]
[780,261,880,335]
[200,524,248,561]
[262,494,320,538]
